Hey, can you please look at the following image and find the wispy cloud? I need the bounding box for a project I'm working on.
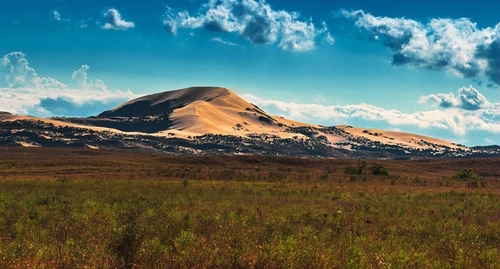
[340,9,500,84]
[53,10,61,21]
[163,0,333,51]
[0,52,137,116]
[75,18,94,29]
[102,9,135,30]
[322,22,335,45]
[211,37,240,47]
[53,10,70,22]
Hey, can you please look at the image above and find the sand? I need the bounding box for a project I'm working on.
[165,87,312,139]
[337,125,466,150]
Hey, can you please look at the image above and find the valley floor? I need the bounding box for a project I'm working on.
[0,147,499,268]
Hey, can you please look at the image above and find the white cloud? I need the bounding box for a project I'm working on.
[102,9,135,30]
[0,52,137,116]
[163,0,333,51]
[72,65,89,84]
[419,92,460,109]
[242,89,500,136]
[53,10,70,22]
[0,52,38,89]
[420,85,490,110]
[322,22,335,45]
[341,9,500,84]
[53,10,93,29]
[53,11,61,21]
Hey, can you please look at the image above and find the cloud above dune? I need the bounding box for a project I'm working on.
[163,0,333,51]
[419,85,490,111]
[340,9,500,84]
[242,87,500,136]
[0,52,136,116]
[102,9,135,30]
[0,52,39,88]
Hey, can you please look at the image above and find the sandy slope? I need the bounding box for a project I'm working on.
[162,87,312,139]
[337,125,465,150]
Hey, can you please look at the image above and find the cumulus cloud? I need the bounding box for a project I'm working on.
[419,92,459,109]
[242,90,500,136]
[102,9,135,30]
[0,52,39,88]
[340,10,500,84]
[420,85,490,110]
[0,52,137,116]
[72,65,89,84]
[163,0,333,51]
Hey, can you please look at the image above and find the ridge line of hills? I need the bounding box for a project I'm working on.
[0,87,498,158]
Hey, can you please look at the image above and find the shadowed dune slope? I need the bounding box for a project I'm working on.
[99,87,233,117]
[0,112,13,120]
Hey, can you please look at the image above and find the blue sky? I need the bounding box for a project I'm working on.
[0,0,499,146]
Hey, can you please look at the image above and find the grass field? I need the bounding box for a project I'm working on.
[1,147,500,268]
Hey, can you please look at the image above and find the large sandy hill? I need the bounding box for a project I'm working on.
[100,86,312,139]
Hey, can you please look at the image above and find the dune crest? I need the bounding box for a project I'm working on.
[165,87,310,138]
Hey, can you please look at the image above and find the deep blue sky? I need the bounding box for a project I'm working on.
[0,0,499,146]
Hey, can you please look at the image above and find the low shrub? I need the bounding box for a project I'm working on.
[370,164,389,176]
[452,168,486,188]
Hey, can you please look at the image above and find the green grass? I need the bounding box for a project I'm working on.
[1,178,500,268]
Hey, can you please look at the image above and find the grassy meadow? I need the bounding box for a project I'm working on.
[0,147,500,268]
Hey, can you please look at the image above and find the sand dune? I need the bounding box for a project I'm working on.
[98,86,312,139]
[162,87,312,138]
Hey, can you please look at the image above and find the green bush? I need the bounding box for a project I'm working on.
[344,165,358,175]
[452,168,486,188]
[453,168,479,180]
[344,160,366,175]
[370,164,389,176]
